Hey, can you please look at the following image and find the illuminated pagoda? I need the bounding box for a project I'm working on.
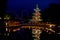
[30,4,42,23]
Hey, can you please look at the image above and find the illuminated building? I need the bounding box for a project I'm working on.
[30,4,42,23]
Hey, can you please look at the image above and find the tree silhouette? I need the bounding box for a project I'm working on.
[42,3,60,24]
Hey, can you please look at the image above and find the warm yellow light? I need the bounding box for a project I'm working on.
[13,28,20,32]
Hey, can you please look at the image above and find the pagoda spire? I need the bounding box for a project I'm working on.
[34,4,40,12]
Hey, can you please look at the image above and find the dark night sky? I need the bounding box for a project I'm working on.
[4,0,60,18]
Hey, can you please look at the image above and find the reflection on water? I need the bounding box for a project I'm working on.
[0,28,59,40]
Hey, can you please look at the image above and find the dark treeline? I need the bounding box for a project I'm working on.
[42,3,60,24]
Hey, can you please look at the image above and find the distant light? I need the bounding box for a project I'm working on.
[13,28,20,32]
[4,33,10,36]
[4,33,6,36]
[58,32,60,34]
[13,29,17,32]
[4,17,10,20]
[7,33,9,36]
[6,22,8,26]
[49,25,52,27]
[6,28,8,31]
[4,18,6,19]
[58,26,60,28]
[0,17,1,19]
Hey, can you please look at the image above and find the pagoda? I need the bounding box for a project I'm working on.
[30,4,42,23]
